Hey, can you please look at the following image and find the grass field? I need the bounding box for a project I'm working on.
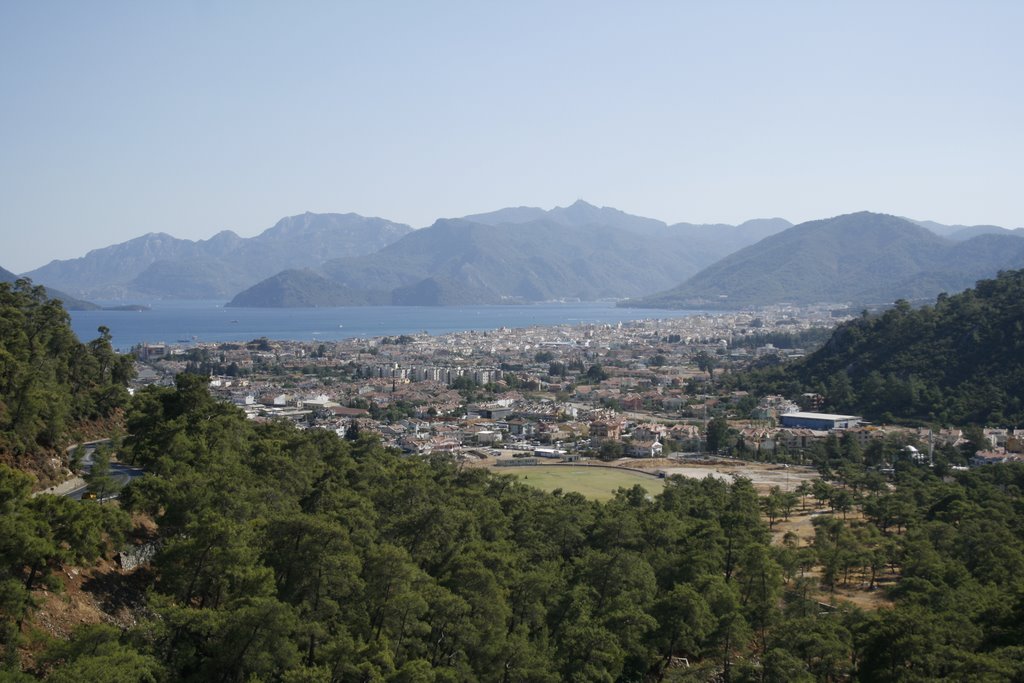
[497,465,665,501]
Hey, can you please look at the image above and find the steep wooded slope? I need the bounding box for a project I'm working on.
[747,269,1024,424]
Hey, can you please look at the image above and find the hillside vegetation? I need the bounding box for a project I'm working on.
[741,269,1024,425]
[0,280,133,475]
[3,285,1024,681]
[3,376,1023,681]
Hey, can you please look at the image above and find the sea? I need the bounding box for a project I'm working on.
[69,300,706,352]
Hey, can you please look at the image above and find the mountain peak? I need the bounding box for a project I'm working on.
[557,199,604,217]
[567,199,598,209]
[208,229,241,240]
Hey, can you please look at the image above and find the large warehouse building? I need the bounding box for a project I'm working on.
[780,412,862,430]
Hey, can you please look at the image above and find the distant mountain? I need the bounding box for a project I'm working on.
[465,200,791,249]
[912,219,1024,241]
[464,199,670,236]
[948,226,1024,241]
[23,213,412,300]
[229,201,792,307]
[0,265,99,311]
[627,212,1024,309]
[664,217,793,265]
[230,217,689,306]
[226,269,389,307]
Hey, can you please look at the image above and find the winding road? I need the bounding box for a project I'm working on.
[61,440,147,501]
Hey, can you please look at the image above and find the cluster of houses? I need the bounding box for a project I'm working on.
[206,374,689,457]
[967,428,1024,467]
[131,308,1018,470]
[197,371,1019,471]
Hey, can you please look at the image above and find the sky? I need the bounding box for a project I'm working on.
[2,1,1023,273]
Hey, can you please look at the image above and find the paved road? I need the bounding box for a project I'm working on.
[63,441,146,501]
[64,461,146,500]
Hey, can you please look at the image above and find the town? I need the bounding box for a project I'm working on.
[131,304,1021,488]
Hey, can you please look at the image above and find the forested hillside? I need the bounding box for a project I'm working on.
[4,374,1023,681]
[4,280,1024,681]
[0,279,133,476]
[742,269,1024,425]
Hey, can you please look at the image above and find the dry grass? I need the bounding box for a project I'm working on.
[771,506,896,611]
[496,465,665,501]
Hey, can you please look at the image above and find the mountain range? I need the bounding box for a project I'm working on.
[228,202,792,306]
[15,203,1024,309]
[19,200,793,306]
[910,219,1024,241]
[23,213,412,300]
[627,212,1024,309]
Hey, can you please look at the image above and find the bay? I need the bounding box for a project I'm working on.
[69,301,705,352]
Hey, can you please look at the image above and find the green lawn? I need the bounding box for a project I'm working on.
[497,465,664,501]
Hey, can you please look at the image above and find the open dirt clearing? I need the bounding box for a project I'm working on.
[624,457,819,493]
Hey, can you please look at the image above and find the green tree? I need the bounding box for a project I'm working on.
[650,584,713,675]
[705,417,735,453]
[0,464,128,669]
[83,445,120,502]
[694,351,717,382]
[585,364,608,383]
[43,624,164,683]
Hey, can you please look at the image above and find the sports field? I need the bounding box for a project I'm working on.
[499,465,664,501]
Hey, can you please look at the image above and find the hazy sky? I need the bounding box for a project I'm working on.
[2,1,1022,273]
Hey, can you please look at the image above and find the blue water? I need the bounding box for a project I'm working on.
[69,301,703,351]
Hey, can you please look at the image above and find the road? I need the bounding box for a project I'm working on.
[63,440,146,501]
[64,461,147,501]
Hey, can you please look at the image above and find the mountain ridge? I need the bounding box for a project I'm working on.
[230,213,770,307]
[626,212,1024,309]
[23,213,413,300]
[28,203,1023,308]
[227,202,794,307]
[910,218,1024,241]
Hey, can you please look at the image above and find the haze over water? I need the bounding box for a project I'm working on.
[69,301,705,352]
